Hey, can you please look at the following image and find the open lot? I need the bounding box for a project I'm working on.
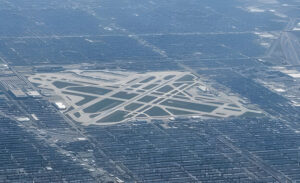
[28,69,261,125]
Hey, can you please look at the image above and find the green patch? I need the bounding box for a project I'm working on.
[164,75,175,80]
[53,81,79,89]
[171,90,178,95]
[180,85,189,90]
[173,95,190,100]
[143,84,158,90]
[126,78,137,84]
[74,112,81,118]
[139,76,155,83]
[31,82,41,87]
[62,91,97,106]
[112,91,138,100]
[165,108,195,115]
[126,114,134,119]
[175,75,195,82]
[176,92,185,96]
[228,104,239,108]
[64,106,75,113]
[73,80,97,85]
[157,85,173,93]
[151,92,164,96]
[131,84,141,88]
[183,91,192,97]
[152,98,165,104]
[202,114,222,118]
[136,90,145,93]
[224,108,242,112]
[240,112,264,118]
[106,85,119,89]
[173,83,185,87]
[97,110,129,123]
[83,98,123,113]
[89,113,100,118]
[136,114,147,118]
[137,105,152,112]
[138,95,157,103]
[145,106,169,116]
[67,86,111,95]
[124,103,143,111]
[195,96,214,101]
[207,101,224,105]
[161,99,217,112]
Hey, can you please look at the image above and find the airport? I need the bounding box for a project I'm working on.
[28,69,261,125]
